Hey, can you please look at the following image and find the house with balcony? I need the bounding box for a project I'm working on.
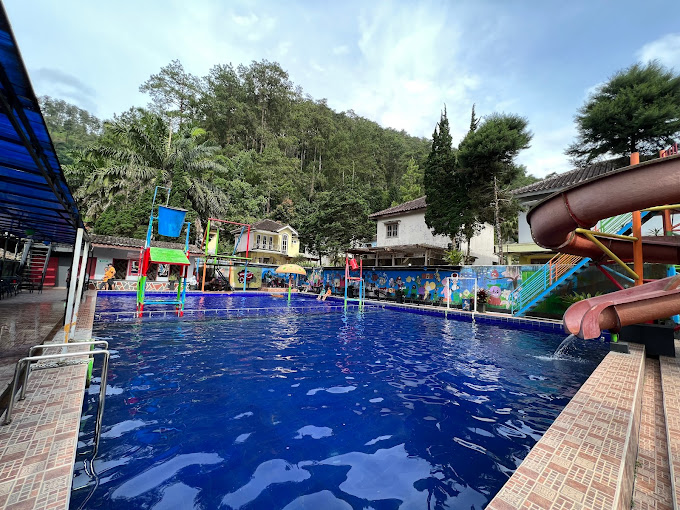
[359,196,495,266]
[233,219,300,265]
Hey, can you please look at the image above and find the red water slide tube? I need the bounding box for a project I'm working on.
[527,154,680,339]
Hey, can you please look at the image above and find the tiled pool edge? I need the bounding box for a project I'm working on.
[487,343,645,509]
[0,291,97,510]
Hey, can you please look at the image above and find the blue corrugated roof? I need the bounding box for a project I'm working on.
[0,5,84,244]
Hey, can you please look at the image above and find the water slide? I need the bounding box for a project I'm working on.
[527,153,680,339]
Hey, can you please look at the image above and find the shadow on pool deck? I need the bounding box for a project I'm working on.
[0,291,97,509]
[0,289,68,401]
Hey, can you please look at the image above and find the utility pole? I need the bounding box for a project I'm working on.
[494,176,502,264]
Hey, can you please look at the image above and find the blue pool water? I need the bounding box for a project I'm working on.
[71,294,607,509]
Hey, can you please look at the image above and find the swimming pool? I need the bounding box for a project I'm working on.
[71,294,607,509]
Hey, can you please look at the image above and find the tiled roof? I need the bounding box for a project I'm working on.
[369,196,427,219]
[252,219,286,232]
[90,234,201,254]
[512,158,628,197]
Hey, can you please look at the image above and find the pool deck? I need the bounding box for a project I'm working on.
[0,290,68,401]
[0,291,96,510]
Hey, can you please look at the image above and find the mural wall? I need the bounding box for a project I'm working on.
[321,265,542,312]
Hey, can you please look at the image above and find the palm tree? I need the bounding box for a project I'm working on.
[71,112,230,242]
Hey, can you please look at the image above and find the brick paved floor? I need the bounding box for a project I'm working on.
[487,344,646,510]
[632,358,673,510]
[0,291,97,510]
[660,348,680,510]
[0,289,67,392]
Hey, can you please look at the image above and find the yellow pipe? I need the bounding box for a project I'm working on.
[574,228,637,242]
[641,204,680,212]
[581,231,640,280]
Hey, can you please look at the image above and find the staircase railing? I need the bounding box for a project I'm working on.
[511,212,638,315]
[38,244,52,292]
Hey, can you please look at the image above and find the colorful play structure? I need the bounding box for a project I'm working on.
[527,151,680,339]
[199,218,252,292]
[344,256,365,310]
[137,187,191,317]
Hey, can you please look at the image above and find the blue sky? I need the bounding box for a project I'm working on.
[4,0,680,177]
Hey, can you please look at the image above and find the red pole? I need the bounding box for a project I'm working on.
[245,226,251,259]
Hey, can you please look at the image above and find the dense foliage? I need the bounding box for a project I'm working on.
[49,59,431,259]
[424,108,532,261]
[566,61,680,164]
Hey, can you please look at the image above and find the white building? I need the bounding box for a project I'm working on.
[87,235,201,290]
[362,196,496,266]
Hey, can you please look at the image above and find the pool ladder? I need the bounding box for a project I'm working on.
[2,341,110,463]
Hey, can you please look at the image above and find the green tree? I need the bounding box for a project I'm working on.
[39,96,102,165]
[75,112,230,241]
[139,59,202,129]
[457,113,532,262]
[566,61,680,164]
[298,189,374,263]
[424,108,482,263]
[396,157,424,204]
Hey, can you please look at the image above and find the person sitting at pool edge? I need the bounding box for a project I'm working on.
[317,285,332,301]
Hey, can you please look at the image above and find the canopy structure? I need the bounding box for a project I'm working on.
[0,5,84,244]
[149,247,190,266]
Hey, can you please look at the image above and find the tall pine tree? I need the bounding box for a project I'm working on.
[424,108,478,260]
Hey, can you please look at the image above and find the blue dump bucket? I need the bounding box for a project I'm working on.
[157,206,187,237]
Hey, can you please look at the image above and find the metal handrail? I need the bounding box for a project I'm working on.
[512,212,639,314]
[3,350,110,468]
[21,340,109,400]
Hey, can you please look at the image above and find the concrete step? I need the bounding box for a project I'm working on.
[660,345,680,509]
[633,358,673,509]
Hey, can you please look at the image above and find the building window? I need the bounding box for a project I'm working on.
[386,223,399,238]
[269,236,274,250]
[256,234,261,249]
[282,234,288,254]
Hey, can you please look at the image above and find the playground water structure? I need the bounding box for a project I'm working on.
[528,152,680,339]
[136,186,192,317]
[71,293,607,509]
[200,218,252,292]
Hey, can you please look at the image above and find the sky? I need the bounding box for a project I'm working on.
[4,0,680,178]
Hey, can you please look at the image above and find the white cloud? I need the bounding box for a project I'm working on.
[636,33,680,70]
[232,13,258,26]
[315,3,480,141]
[333,45,350,55]
[517,124,577,178]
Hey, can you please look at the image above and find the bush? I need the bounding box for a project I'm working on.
[444,249,464,265]
[561,291,602,306]
[477,288,489,304]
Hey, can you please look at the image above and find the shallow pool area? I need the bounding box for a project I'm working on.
[71,295,608,509]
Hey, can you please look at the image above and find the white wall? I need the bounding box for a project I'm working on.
[376,211,450,248]
[518,211,533,243]
[465,224,495,265]
[375,211,496,265]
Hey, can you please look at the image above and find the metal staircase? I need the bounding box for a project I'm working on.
[511,212,649,317]
[19,242,53,292]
